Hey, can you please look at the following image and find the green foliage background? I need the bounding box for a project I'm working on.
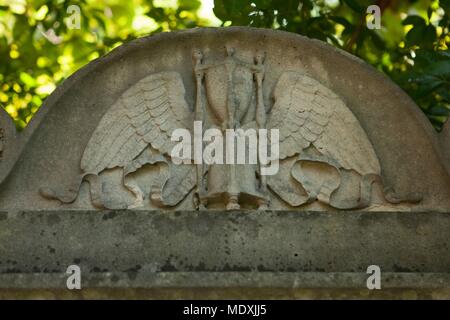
[0,0,449,130]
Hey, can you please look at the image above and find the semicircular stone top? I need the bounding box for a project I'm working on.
[0,27,449,212]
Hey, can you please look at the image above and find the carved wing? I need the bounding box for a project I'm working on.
[267,71,380,176]
[81,71,192,175]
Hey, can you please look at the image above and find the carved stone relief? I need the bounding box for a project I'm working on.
[39,48,421,210]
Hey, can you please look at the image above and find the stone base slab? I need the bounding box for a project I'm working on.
[0,210,448,298]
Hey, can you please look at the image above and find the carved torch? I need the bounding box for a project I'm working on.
[193,49,206,210]
[254,52,269,209]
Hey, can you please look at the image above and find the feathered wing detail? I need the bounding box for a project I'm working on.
[40,71,194,208]
[267,71,380,175]
[81,71,192,175]
[267,72,381,208]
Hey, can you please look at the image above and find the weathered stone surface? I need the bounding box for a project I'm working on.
[0,210,448,295]
[0,27,448,211]
[0,108,19,184]
[441,119,450,175]
[0,27,449,297]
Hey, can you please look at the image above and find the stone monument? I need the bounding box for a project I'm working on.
[0,27,449,299]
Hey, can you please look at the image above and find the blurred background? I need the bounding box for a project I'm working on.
[0,0,448,130]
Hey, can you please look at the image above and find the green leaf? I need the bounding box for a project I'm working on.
[223,0,250,16]
[440,0,450,12]
[329,15,352,28]
[427,7,433,20]
[428,61,450,78]
[437,50,450,59]
[422,25,437,49]
[178,0,201,11]
[410,75,446,97]
[252,0,273,10]
[402,15,426,26]
[19,72,37,88]
[437,88,450,102]
[405,25,438,50]
[213,0,252,25]
[146,7,167,22]
[342,0,364,13]
[405,24,426,47]
[428,104,450,116]
[213,0,229,21]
